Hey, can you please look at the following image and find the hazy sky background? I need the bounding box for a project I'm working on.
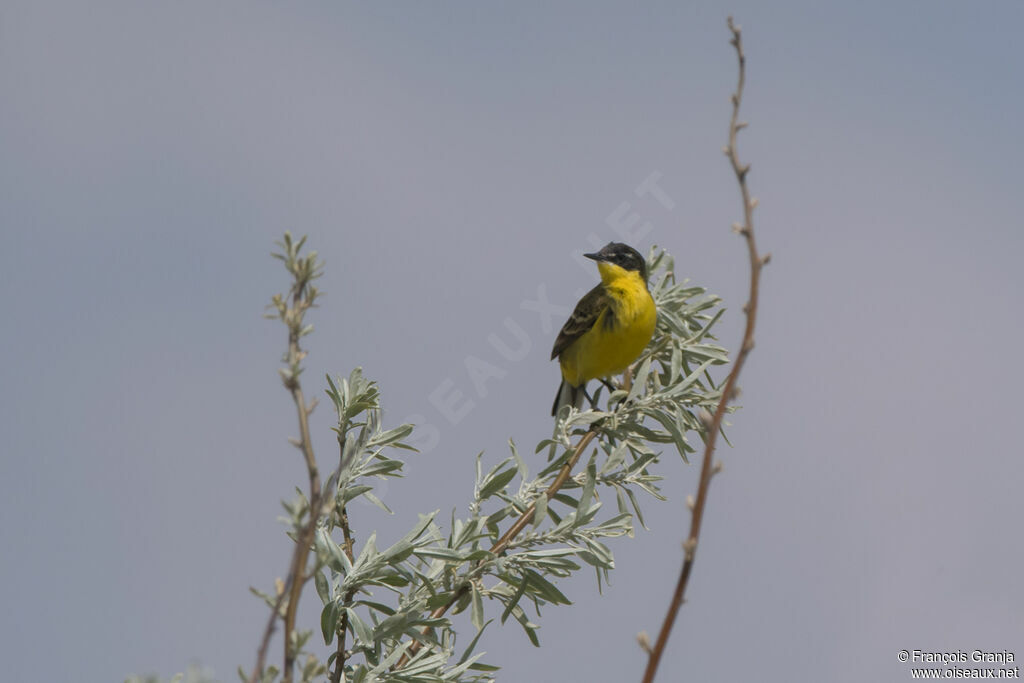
[2,2,1023,681]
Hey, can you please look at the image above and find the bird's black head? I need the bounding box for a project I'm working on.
[584,242,648,281]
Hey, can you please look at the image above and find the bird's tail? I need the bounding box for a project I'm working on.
[551,379,585,417]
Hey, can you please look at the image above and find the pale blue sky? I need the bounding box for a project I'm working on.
[2,2,1023,681]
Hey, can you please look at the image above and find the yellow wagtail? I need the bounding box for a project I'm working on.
[551,242,657,416]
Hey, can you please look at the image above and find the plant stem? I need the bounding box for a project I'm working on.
[396,426,599,667]
[641,16,765,683]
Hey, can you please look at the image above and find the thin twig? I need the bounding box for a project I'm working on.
[641,16,764,683]
[250,587,287,683]
[329,504,357,683]
[250,261,324,683]
[396,426,599,668]
[281,387,322,683]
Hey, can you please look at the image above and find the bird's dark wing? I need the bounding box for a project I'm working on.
[550,283,611,360]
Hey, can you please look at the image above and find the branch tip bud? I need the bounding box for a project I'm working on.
[637,632,652,655]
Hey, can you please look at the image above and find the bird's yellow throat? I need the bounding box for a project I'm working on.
[559,262,656,388]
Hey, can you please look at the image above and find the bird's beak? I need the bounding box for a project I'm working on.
[583,251,602,261]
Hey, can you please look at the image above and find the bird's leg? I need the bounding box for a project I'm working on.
[599,378,617,394]
[608,367,637,412]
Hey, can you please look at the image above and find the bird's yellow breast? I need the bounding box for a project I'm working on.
[559,265,656,387]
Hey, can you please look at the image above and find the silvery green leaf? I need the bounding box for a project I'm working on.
[402,511,438,545]
[624,487,647,529]
[352,533,378,571]
[338,484,373,507]
[670,344,683,382]
[574,501,601,527]
[509,439,527,479]
[478,465,517,500]
[454,518,489,550]
[465,548,494,563]
[450,647,489,679]
[316,528,351,574]
[507,604,540,647]
[355,599,396,616]
[623,452,658,476]
[627,357,652,403]
[532,493,547,529]
[367,640,410,675]
[622,422,671,443]
[575,549,607,569]
[599,442,628,475]
[358,458,403,479]
[575,460,597,521]
[500,574,529,625]
[594,513,633,535]
[366,424,415,450]
[314,569,330,604]
[414,547,466,562]
[688,306,726,344]
[362,491,392,514]
[567,410,608,427]
[470,585,484,631]
[320,601,338,645]
[522,569,571,605]
[647,408,690,462]
[520,547,580,558]
[614,486,630,516]
[672,358,717,395]
[687,342,730,363]
[551,491,578,508]
[338,607,369,649]
[380,539,415,565]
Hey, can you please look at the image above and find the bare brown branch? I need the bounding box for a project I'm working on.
[641,16,764,683]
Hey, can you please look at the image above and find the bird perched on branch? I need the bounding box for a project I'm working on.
[551,242,657,416]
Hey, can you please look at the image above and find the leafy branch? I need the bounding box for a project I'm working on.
[387,245,730,670]
[244,229,730,682]
[641,17,767,683]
